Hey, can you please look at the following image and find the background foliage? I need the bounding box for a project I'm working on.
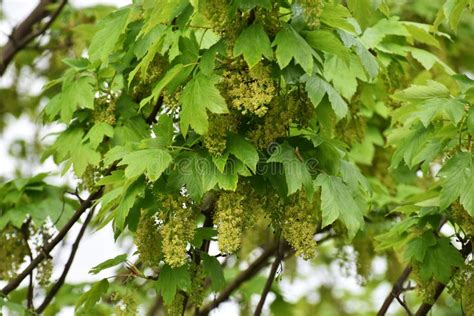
[0,0,474,315]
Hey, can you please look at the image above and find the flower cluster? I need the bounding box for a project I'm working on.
[222,64,276,117]
[188,264,206,307]
[0,226,28,280]
[203,113,239,156]
[214,191,247,254]
[159,195,196,268]
[135,212,162,268]
[281,193,319,260]
[93,94,117,126]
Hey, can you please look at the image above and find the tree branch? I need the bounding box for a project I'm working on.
[0,0,68,76]
[35,207,95,313]
[253,240,284,316]
[1,188,103,296]
[145,95,164,125]
[197,242,280,316]
[20,218,34,310]
[197,228,334,316]
[377,266,413,316]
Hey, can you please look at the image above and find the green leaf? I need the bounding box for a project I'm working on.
[320,3,356,33]
[142,0,189,34]
[114,179,145,233]
[304,75,348,119]
[408,48,454,75]
[338,31,379,79]
[45,76,96,123]
[75,279,109,312]
[169,152,217,201]
[419,238,464,283]
[438,152,471,211]
[180,73,228,135]
[89,254,128,275]
[315,174,364,239]
[323,54,358,100]
[139,63,186,109]
[227,133,259,173]
[84,122,114,149]
[49,128,101,176]
[397,98,465,128]
[468,106,474,136]
[192,227,217,248]
[339,160,370,193]
[202,254,226,291]
[459,155,474,216]
[404,231,437,263]
[153,115,174,148]
[361,17,410,48]
[155,265,191,305]
[388,124,433,169]
[303,30,351,64]
[234,23,273,68]
[272,25,316,74]
[89,8,130,63]
[402,22,440,48]
[393,81,450,102]
[63,57,90,70]
[304,75,326,107]
[444,0,468,30]
[200,43,222,75]
[215,161,239,191]
[118,149,172,181]
[267,143,314,198]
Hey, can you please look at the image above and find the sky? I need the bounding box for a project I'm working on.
[0,1,398,315]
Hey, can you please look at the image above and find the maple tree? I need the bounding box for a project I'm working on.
[0,0,474,315]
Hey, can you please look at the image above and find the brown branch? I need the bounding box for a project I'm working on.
[35,207,95,313]
[197,228,335,316]
[147,297,164,316]
[1,188,103,296]
[0,0,68,76]
[197,242,280,316]
[377,266,413,316]
[253,241,284,316]
[145,95,164,125]
[20,218,34,310]
[414,241,472,316]
[395,295,413,316]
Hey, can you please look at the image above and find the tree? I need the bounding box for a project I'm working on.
[0,0,473,315]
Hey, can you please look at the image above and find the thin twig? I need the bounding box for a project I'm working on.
[395,295,413,316]
[377,266,413,316]
[196,243,280,316]
[36,207,95,313]
[20,218,34,310]
[0,0,68,76]
[145,95,164,125]
[197,229,335,315]
[254,240,284,316]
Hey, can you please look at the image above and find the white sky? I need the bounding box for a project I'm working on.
[0,1,399,315]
